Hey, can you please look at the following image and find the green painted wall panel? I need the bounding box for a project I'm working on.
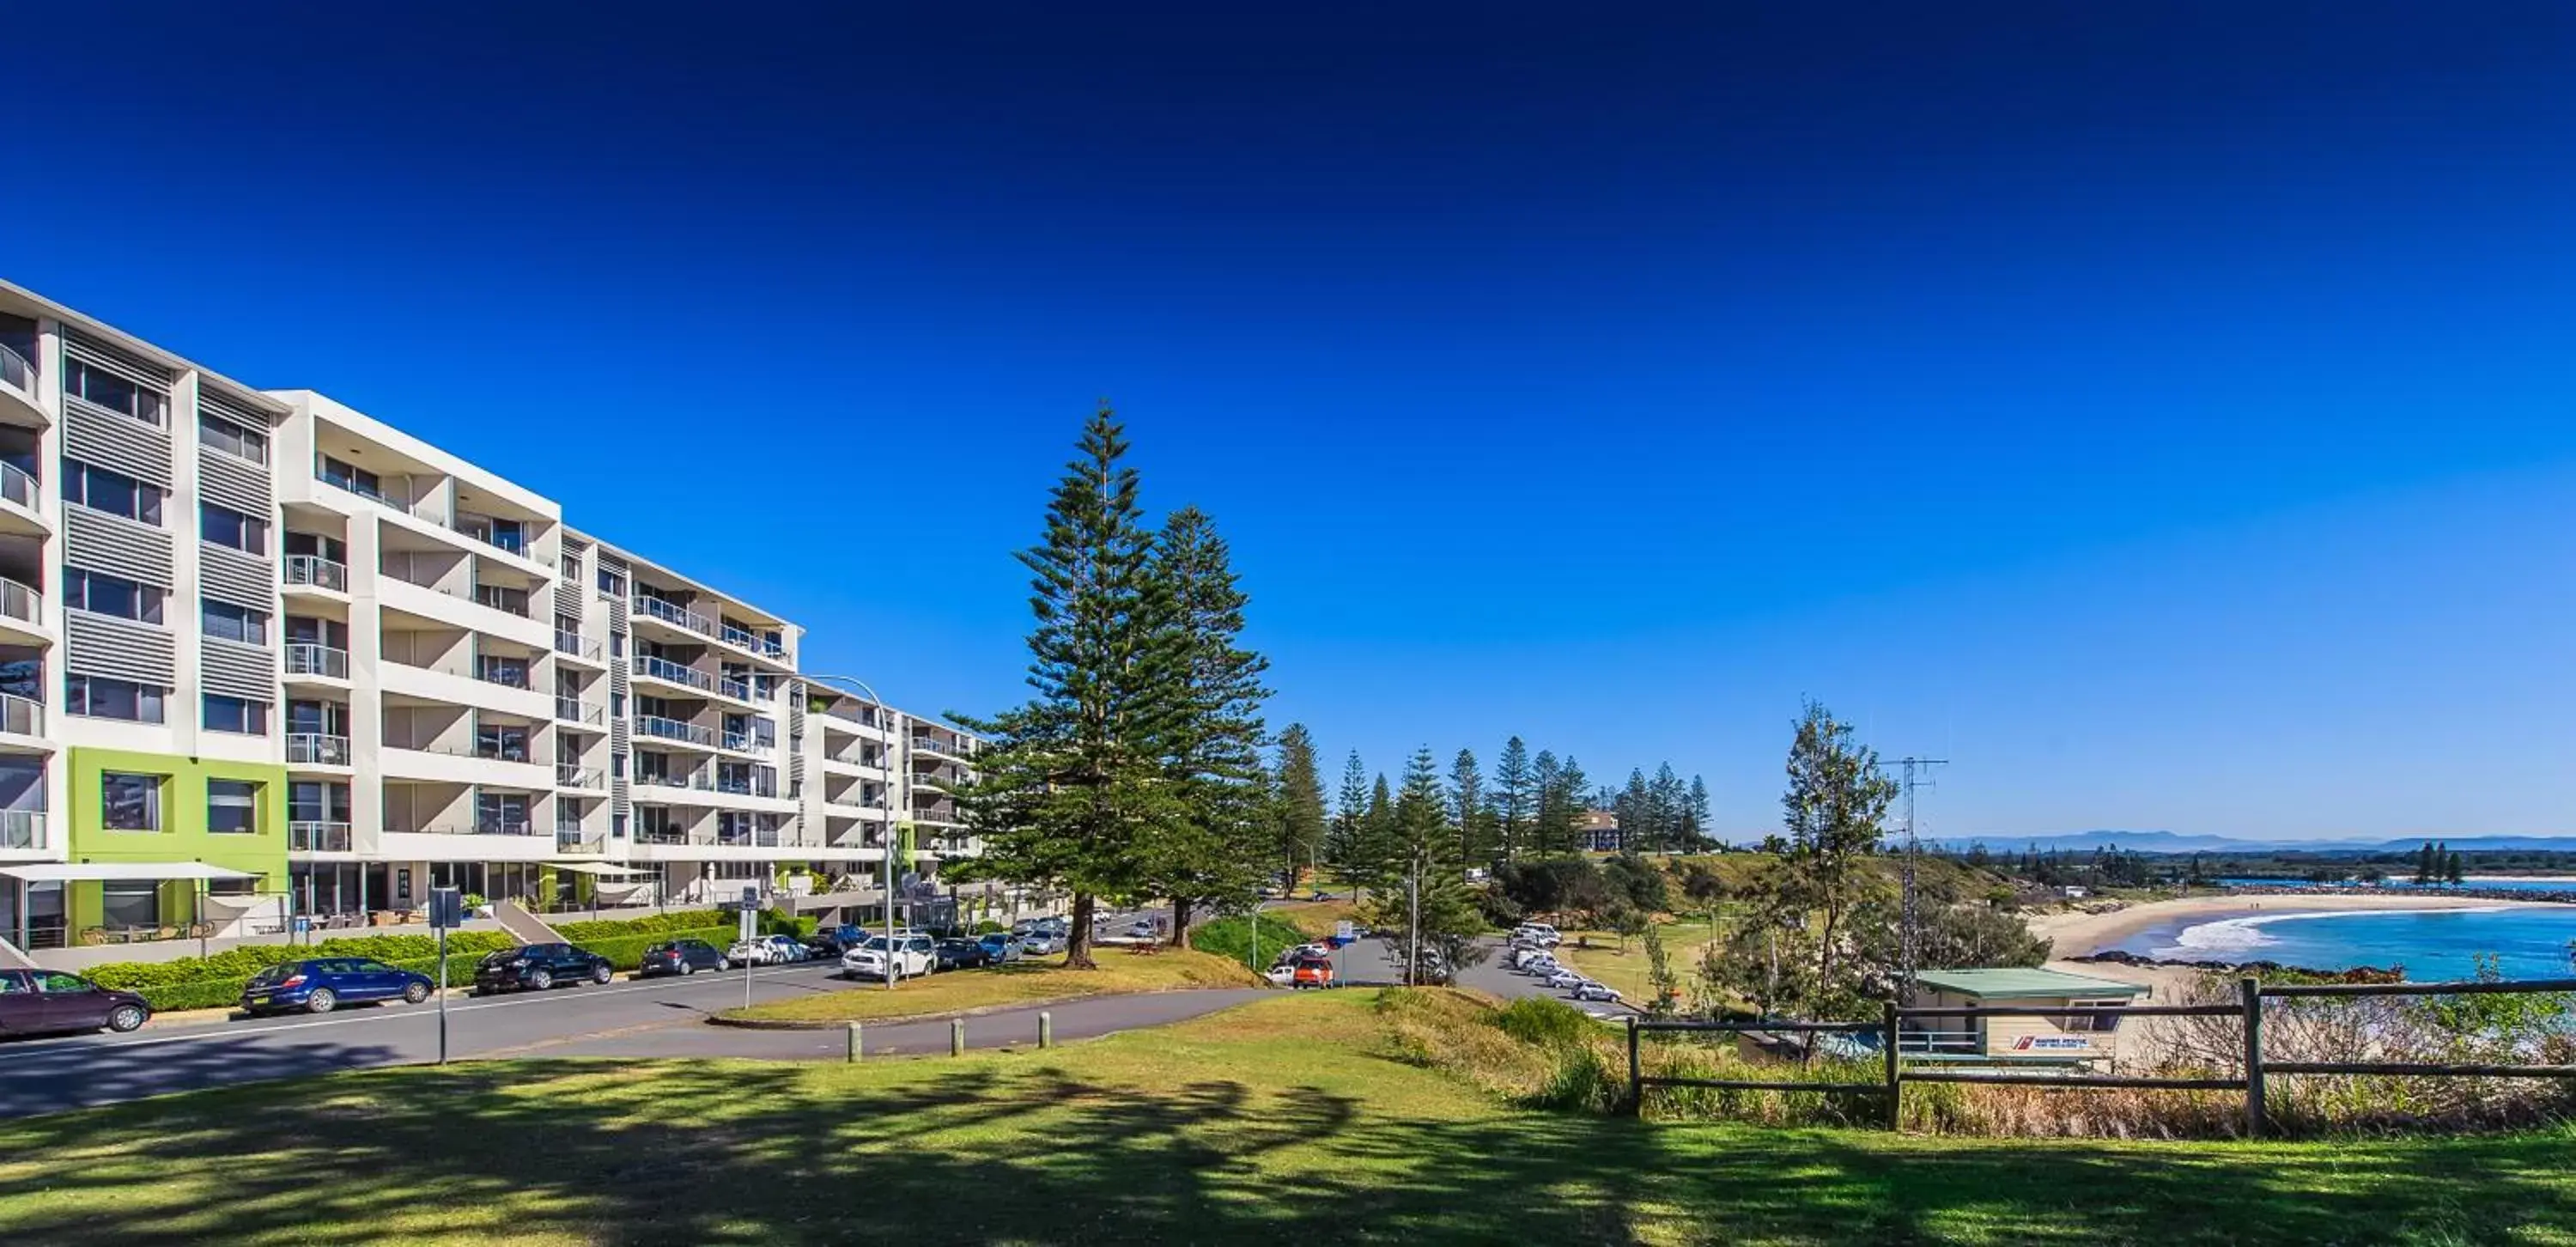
[62,747,289,934]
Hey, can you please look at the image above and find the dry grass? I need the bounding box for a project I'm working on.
[720,948,1262,1023]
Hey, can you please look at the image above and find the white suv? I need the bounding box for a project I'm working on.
[1512,923,1562,947]
[840,933,939,982]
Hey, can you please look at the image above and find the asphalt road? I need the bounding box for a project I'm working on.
[1335,935,1636,1019]
[0,960,1267,1118]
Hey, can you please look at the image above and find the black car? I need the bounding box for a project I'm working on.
[474,943,613,994]
[933,938,993,971]
[805,924,871,957]
[0,969,151,1037]
[635,939,730,977]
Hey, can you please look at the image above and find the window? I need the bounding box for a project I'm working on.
[101,772,161,830]
[63,459,164,525]
[597,567,626,598]
[99,881,159,930]
[65,569,165,624]
[287,699,348,736]
[610,632,625,658]
[197,413,269,464]
[612,812,628,840]
[203,694,270,735]
[476,654,530,688]
[64,360,167,426]
[34,970,98,993]
[289,781,351,823]
[208,780,260,834]
[202,599,270,646]
[476,721,529,763]
[316,454,380,499]
[68,675,165,723]
[283,531,347,562]
[563,556,583,586]
[200,502,267,555]
[2062,1000,2128,1034]
[476,792,529,833]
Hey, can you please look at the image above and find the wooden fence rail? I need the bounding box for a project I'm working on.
[1623,975,2576,1136]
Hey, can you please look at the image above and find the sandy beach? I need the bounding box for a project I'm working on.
[2029,893,2558,1003]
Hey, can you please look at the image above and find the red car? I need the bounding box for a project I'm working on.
[1290,956,1336,989]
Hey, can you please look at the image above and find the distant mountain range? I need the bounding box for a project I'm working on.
[1922,830,2576,855]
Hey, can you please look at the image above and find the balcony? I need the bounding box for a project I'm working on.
[553,630,602,662]
[632,595,718,639]
[472,817,536,836]
[555,830,599,855]
[284,643,350,680]
[636,770,712,792]
[632,654,713,693]
[718,674,753,702]
[471,584,532,618]
[283,555,349,593]
[714,775,780,799]
[635,715,715,748]
[635,830,690,846]
[911,773,946,793]
[0,461,40,534]
[452,517,550,568]
[556,763,603,789]
[475,660,532,690]
[912,735,966,760]
[0,810,44,851]
[289,821,353,852]
[555,696,603,726]
[0,577,42,642]
[288,733,353,766]
[0,692,43,739]
[0,343,32,405]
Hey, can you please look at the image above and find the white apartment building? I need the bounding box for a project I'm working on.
[0,282,981,952]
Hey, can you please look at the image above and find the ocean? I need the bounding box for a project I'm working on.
[2215,876,2576,895]
[2113,904,2576,981]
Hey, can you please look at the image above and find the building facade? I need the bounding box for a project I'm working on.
[0,283,978,951]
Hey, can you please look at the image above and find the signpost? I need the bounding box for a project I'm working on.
[428,887,464,1066]
[740,885,761,1013]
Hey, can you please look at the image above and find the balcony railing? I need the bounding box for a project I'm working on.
[636,715,715,747]
[287,733,352,765]
[471,585,532,618]
[722,730,772,753]
[0,692,42,737]
[556,763,603,789]
[633,654,713,692]
[715,776,780,799]
[912,735,965,758]
[284,643,350,679]
[718,675,753,702]
[911,773,947,792]
[556,830,599,855]
[472,817,535,836]
[475,661,532,690]
[289,821,352,852]
[635,830,690,846]
[632,595,718,638]
[0,461,35,512]
[0,810,43,851]
[820,703,885,730]
[283,555,349,591]
[0,343,32,398]
[555,696,603,726]
[553,630,601,660]
[636,771,713,792]
[0,577,39,627]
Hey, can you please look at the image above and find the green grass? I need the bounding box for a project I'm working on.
[1188,912,1311,970]
[6,990,2573,1244]
[716,947,1263,1023]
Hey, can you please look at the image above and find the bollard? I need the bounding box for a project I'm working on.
[951,1017,966,1056]
[847,1021,862,1064]
[1038,1011,1054,1049]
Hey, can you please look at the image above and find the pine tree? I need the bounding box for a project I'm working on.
[2445,849,2465,885]
[1649,763,1685,853]
[1449,748,1491,869]
[1492,737,1534,861]
[2415,841,2437,885]
[1531,750,1563,855]
[1777,699,1897,1018]
[1535,754,1589,854]
[950,405,1188,970]
[1685,774,1713,850]
[1270,724,1327,890]
[1617,769,1651,853]
[1369,746,1485,985]
[1325,751,1373,894]
[1137,506,1273,944]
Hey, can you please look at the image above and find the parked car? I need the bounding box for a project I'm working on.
[978,932,1026,964]
[475,944,613,994]
[805,924,872,956]
[636,940,730,977]
[934,938,993,970]
[0,969,150,1037]
[1018,930,1066,957]
[1288,956,1337,989]
[1512,922,1563,947]
[1124,919,1158,940]
[1542,969,1589,990]
[759,935,810,964]
[1571,981,1624,1003]
[240,958,435,1015]
[841,933,939,982]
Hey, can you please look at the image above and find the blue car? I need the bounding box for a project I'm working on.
[241,957,437,1016]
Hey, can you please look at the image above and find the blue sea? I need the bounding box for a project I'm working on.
[2114,903,2576,981]
[2215,876,2576,895]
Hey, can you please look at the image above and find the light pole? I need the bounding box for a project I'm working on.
[802,672,901,992]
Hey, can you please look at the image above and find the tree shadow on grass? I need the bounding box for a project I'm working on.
[0,1054,2570,1245]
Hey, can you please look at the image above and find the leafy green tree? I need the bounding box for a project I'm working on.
[1449,748,1492,870]
[2415,841,2438,885]
[1777,699,1898,1017]
[1368,746,1487,984]
[1491,737,1534,862]
[1530,751,1563,855]
[1643,922,1679,1013]
[951,405,1188,970]
[1138,506,1273,943]
[1684,775,1713,849]
[1616,769,1652,852]
[1324,751,1374,895]
[2445,850,2466,885]
[1268,724,1328,889]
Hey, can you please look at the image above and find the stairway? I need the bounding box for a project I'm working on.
[491,900,568,945]
[0,934,38,970]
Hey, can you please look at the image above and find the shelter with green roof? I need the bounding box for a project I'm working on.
[1905,967,2149,1067]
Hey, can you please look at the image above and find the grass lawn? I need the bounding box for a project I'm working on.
[1558,919,1725,1002]
[5,991,2573,1245]
[718,947,1261,1024]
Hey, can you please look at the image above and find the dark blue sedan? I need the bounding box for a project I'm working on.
[241,958,437,1016]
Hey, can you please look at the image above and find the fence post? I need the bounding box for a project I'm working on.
[1039,1011,1054,1049]
[2239,976,2267,1138]
[1881,1000,1902,1132]
[1625,1016,1643,1117]
[951,1017,967,1057]
[846,1021,862,1063]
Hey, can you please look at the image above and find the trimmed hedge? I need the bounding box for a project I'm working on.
[81,910,744,1012]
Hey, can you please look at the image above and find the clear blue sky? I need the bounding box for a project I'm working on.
[9,3,2573,840]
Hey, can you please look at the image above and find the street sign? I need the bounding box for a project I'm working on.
[428,888,465,930]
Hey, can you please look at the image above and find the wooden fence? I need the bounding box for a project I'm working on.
[1623,976,2576,1134]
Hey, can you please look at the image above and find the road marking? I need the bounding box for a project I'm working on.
[3,964,847,1058]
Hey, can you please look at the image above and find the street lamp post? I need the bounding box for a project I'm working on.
[802,672,901,992]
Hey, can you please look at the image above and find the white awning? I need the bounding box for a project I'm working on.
[0,862,260,883]
[542,861,659,878]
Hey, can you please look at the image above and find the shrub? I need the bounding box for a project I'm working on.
[554,909,726,940]
[1188,914,1306,970]
[571,927,738,972]
[1493,996,1595,1049]
[974,920,1006,935]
